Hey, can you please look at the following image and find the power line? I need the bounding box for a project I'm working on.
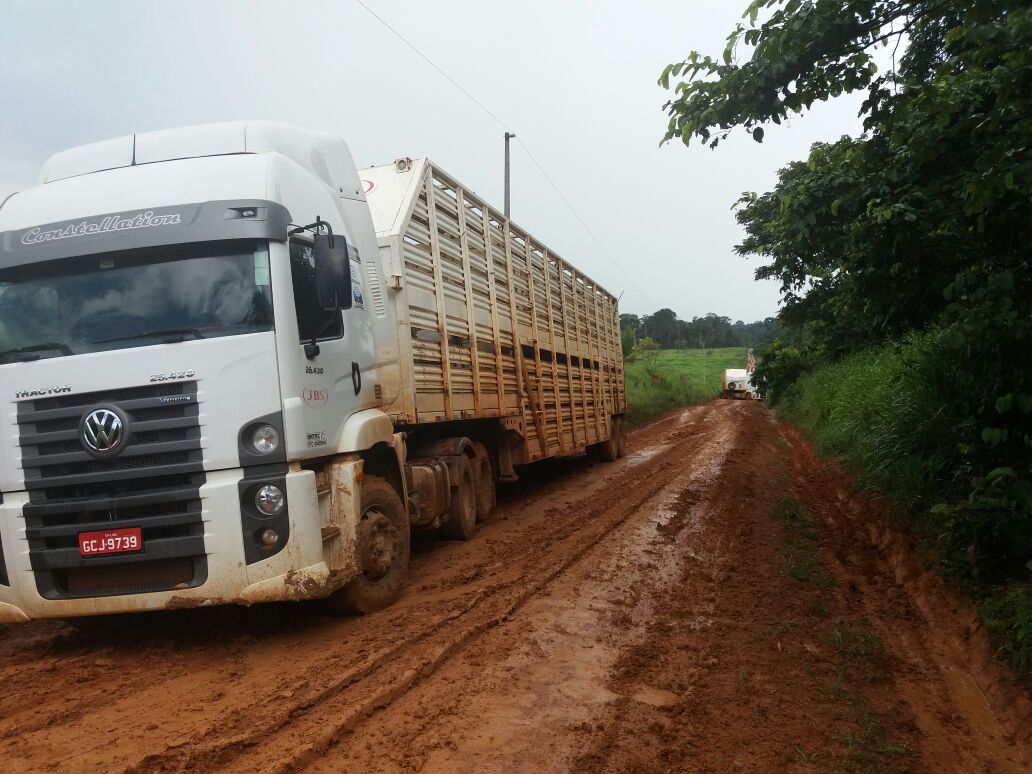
[353,0,510,132]
[513,139,654,306]
[352,0,653,308]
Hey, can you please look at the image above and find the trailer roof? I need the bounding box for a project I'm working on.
[358,158,617,303]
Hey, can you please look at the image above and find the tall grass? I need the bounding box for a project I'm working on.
[624,347,746,425]
[780,332,961,518]
[624,379,711,426]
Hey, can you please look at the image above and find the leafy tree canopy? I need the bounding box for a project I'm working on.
[659,0,1017,148]
[660,0,1031,361]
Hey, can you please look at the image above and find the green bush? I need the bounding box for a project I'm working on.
[751,341,817,405]
[979,582,1032,673]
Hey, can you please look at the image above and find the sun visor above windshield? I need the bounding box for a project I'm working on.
[0,199,291,269]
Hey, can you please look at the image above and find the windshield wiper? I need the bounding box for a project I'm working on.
[0,342,75,361]
[94,327,206,344]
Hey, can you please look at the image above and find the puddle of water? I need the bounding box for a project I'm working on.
[625,443,672,466]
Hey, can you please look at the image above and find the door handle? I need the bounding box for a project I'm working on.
[351,362,362,396]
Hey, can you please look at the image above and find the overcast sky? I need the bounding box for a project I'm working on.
[0,0,869,322]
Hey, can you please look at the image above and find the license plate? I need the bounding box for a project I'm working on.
[78,527,143,557]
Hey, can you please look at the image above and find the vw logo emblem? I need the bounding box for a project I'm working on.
[80,408,127,455]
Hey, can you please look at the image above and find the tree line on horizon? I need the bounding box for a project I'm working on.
[619,309,779,355]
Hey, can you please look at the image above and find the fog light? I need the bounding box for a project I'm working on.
[251,424,280,455]
[255,484,285,516]
[260,528,279,547]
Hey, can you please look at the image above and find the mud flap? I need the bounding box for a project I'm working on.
[315,456,364,579]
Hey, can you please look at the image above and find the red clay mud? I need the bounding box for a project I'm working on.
[0,401,1027,772]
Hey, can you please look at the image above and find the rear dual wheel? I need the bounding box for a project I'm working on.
[440,441,497,539]
[472,443,496,522]
[440,455,477,540]
[590,416,625,462]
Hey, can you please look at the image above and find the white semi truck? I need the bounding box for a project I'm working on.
[0,122,626,622]
[721,368,755,400]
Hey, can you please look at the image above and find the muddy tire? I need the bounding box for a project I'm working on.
[440,455,477,540]
[614,416,627,458]
[590,416,623,462]
[471,443,496,521]
[591,430,619,462]
[326,475,410,614]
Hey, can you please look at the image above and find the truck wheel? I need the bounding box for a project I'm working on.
[614,416,627,458]
[471,443,496,521]
[326,475,410,614]
[440,455,477,540]
[591,427,619,462]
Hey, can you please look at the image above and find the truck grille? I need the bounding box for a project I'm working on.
[17,383,207,599]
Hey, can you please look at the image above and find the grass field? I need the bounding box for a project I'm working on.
[624,347,748,426]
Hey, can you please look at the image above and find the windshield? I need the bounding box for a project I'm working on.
[0,241,273,364]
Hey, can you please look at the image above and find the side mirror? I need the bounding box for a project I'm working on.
[313,232,353,312]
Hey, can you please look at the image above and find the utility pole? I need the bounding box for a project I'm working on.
[504,131,516,218]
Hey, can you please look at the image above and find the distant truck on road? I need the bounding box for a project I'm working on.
[721,368,756,400]
[0,121,626,622]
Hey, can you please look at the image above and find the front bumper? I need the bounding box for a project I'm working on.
[0,466,335,622]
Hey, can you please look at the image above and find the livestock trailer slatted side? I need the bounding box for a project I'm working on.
[362,159,625,460]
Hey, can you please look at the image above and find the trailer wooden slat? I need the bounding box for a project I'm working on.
[362,158,625,462]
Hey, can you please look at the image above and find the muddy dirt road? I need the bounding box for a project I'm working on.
[1,401,1030,772]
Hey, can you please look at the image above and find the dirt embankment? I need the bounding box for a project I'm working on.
[0,401,1028,772]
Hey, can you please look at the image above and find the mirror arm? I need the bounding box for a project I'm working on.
[289,216,335,247]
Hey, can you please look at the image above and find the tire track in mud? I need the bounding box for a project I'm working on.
[230,411,741,773]
[553,403,1030,773]
[307,410,740,773]
[142,405,738,773]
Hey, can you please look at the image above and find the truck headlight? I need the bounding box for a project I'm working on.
[255,484,285,516]
[251,424,280,455]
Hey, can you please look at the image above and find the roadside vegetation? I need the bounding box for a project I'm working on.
[624,346,746,425]
[772,337,1032,674]
[660,0,1032,673]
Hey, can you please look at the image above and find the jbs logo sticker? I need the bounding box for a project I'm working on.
[302,387,329,407]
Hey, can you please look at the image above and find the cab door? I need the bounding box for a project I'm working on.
[286,237,375,453]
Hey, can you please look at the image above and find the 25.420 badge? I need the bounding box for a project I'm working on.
[149,369,196,382]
